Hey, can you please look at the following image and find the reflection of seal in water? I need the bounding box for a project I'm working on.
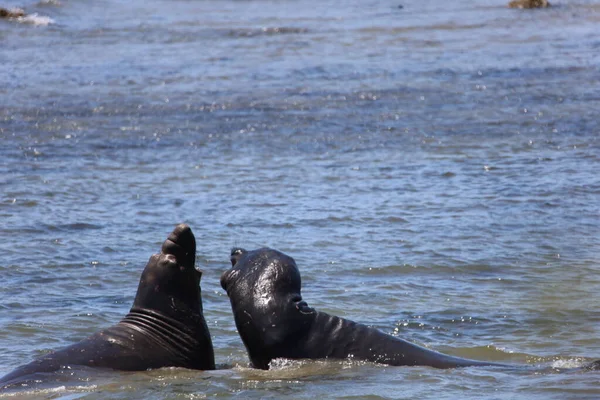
[0,224,215,389]
[0,7,25,18]
[508,0,550,8]
[221,248,515,370]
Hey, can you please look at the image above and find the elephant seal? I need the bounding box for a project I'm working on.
[1,224,215,389]
[221,247,513,370]
[0,7,25,18]
[508,0,550,8]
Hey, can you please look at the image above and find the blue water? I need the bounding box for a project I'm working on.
[1,0,600,398]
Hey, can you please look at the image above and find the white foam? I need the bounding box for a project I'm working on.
[550,358,584,369]
[17,13,55,26]
[269,358,302,370]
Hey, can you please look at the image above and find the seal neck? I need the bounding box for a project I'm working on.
[120,307,214,369]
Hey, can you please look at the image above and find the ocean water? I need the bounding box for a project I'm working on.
[1,0,600,398]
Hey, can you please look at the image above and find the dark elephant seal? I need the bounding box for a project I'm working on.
[221,247,514,370]
[0,7,25,18]
[1,224,215,389]
[508,0,550,8]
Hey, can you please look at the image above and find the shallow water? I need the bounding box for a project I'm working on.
[1,0,600,398]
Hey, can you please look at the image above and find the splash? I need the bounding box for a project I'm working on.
[550,358,585,369]
[269,358,305,370]
[0,384,97,397]
[17,13,55,26]
[37,0,62,5]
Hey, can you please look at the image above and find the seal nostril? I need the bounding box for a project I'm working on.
[230,248,246,266]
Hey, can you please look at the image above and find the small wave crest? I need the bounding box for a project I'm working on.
[37,0,61,6]
[17,13,55,26]
[0,382,97,397]
[268,357,379,372]
[2,8,54,26]
[227,26,308,38]
[269,358,306,370]
[231,357,380,381]
[550,358,587,369]
[439,344,527,362]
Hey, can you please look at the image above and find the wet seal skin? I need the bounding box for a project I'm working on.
[221,247,599,371]
[508,0,550,8]
[1,224,215,390]
[0,7,25,18]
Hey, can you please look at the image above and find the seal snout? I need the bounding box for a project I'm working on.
[161,224,197,268]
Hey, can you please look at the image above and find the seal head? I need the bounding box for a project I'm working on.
[221,248,313,369]
[134,224,204,315]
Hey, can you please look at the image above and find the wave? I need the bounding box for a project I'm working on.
[226,26,308,38]
[16,13,55,26]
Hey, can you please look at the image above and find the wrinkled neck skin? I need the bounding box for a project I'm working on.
[118,305,214,371]
[1,278,214,389]
[233,294,511,370]
[304,311,510,369]
[0,303,215,389]
[126,276,214,370]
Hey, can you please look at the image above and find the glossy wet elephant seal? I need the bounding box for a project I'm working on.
[221,247,520,370]
[0,224,215,390]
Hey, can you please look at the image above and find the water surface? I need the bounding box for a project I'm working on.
[1,0,600,398]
